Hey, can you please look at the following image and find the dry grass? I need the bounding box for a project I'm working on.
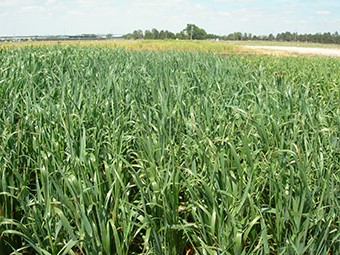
[0,39,267,55]
[2,39,339,58]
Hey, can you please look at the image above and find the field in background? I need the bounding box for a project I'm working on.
[233,40,340,49]
[0,45,339,254]
[0,40,242,53]
[1,39,340,56]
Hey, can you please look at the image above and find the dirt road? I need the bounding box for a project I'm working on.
[245,46,340,57]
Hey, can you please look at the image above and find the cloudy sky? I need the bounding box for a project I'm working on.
[0,0,339,36]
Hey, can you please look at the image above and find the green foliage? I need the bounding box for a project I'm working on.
[122,24,340,44]
[182,24,208,40]
[0,46,339,254]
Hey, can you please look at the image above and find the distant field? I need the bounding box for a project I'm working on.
[1,39,339,57]
[233,40,340,49]
[0,45,339,254]
[0,40,243,53]
[244,45,340,57]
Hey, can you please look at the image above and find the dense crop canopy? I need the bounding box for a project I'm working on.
[0,46,339,254]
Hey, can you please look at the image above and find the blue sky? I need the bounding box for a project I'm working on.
[0,0,339,36]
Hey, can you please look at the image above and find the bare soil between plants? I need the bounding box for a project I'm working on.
[245,45,340,57]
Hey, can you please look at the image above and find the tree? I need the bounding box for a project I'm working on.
[132,30,143,40]
[283,31,292,41]
[159,30,166,39]
[123,33,133,40]
[206,33,220,40]
[151,28,159,40]
[333,31,340,44]
[166,31,175,39]
[234,32,242,40]
[182,24,207,40]
[123,27,340,44]
[175,32,184,40]
[226,32,242,40]
[144,30,153,40]
[226,33,234,40]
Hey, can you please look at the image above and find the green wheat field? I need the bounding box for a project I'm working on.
[0,44,339,254]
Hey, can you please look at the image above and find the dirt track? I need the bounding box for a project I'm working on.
[245,46,340,57]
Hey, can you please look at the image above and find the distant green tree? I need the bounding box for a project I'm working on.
[175,32,184,40]
[227,32,242,40]
[323,32,332,43]
[123,33,133,39]
[132,30,143,39]
[284,31,292,41]
[182,24,207,40]
[165,30,175,39]
[226,33,234,40]
[159,30,166,39]
[123,26,340,44]
[333,31,340,44]
[144,30,153,39]
[206,33,220,40]
[234,32,242,40]
[151,28,159,39]
[260,35,268,41]
[81,34,96,38]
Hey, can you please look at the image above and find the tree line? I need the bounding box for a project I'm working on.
[124,24,340,44]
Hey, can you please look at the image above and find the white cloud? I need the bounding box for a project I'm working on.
[0,0,21,7]
[75,0,96,3]
[45,0,57,5]
[0,0,339,36]
[217,11,230,16]
[69,10,85,16]
[316,10,331,15]
[20,6,45,13]
[213,0,255,2]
